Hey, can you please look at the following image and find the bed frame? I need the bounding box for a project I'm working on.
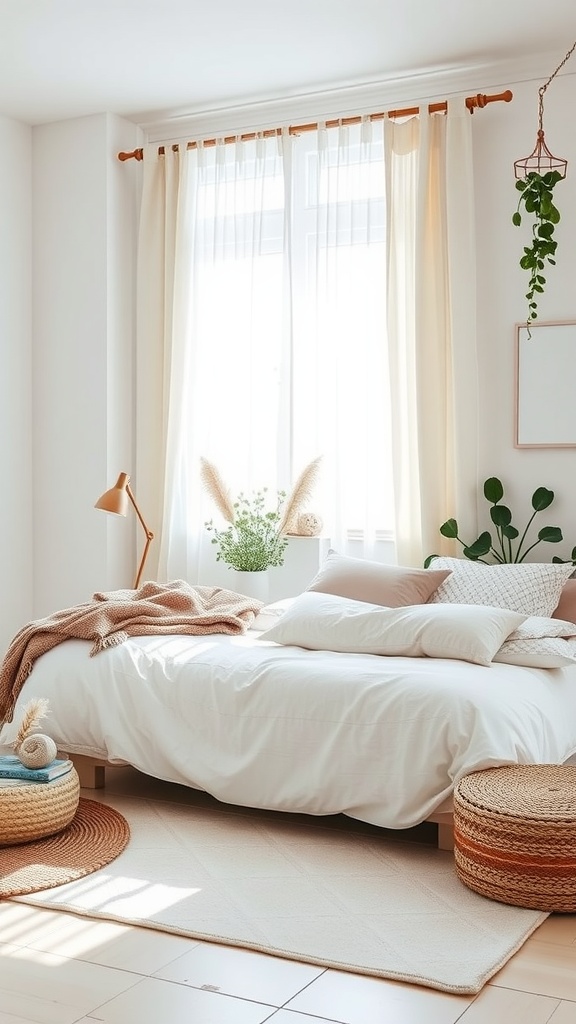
[69,752,455,851]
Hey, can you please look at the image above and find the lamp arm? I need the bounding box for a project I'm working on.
[126,483,155,589]
[133,533,153,590]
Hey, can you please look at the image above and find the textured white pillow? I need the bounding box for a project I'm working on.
[258,591,525,666]
[494,636,576,669]
[507,615,576,641]
[428,558,575,618]
[494,613,576,668]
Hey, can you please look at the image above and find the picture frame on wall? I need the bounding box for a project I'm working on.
[515,320,576,448]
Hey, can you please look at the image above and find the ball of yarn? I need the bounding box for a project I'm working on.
[17,733,57,768]
[294,512,323,536]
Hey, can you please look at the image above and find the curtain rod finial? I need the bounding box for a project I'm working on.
[118,148,143,162]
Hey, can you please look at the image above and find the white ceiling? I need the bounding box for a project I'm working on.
[1,0,576,127]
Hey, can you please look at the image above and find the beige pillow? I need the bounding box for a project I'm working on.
[428,558,575,618]
[306,550,451,606]
[553,579,576,625]
[259,591,525,666]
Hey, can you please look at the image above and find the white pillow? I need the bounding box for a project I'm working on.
[428,558,575,618]
[258,591,525,666]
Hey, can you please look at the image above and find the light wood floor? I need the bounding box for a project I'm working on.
[1,767,576,1024]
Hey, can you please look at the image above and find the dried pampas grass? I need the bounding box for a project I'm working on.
[200,454,322,537]
[200,457,236,523]
[12,697,50,750]
[278,456,323,536]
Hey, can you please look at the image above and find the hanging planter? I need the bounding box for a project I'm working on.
[512,41,575,333]
[512,165,563,328]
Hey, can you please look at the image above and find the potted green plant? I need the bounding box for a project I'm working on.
[205,488,288,572]
[425,476,576,566]
[199,456,322,597]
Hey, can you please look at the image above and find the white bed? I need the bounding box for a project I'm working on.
[2,620,576,828]
[2,553,576,847]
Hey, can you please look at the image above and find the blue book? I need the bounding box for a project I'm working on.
[0,755,73,782]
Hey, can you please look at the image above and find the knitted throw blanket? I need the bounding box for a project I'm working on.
[0,580,263,725]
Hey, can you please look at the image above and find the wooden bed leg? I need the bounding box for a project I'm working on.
[426,806,454,851]
[69,754,107,789]
[437,821,454,852]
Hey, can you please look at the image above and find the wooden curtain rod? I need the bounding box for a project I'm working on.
[118,89,513,162]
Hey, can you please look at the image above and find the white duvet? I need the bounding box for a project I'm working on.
[2,628,576,829]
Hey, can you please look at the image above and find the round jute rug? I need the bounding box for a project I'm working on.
[0,798,130,898]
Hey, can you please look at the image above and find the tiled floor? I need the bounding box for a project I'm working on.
[1,767,576,1024]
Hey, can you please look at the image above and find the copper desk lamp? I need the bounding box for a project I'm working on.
[95,472,154,589]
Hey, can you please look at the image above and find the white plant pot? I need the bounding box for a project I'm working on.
[230,570,269,603]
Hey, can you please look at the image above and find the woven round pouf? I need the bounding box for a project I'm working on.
[0,768,80,846]
[454,764,576,913]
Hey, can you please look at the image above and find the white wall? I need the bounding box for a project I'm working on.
[474,70,576,559]
[0,116,33,654]
[32,113,142,617]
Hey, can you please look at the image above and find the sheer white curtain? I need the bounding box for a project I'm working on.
[289,119,392,559]
[135,101,478,583]
[159,134,287,583]
[385,101,478,565]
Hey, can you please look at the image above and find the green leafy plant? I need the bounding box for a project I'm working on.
[425,476,576,566]
[512,170,563,329]
[205,489,288,571]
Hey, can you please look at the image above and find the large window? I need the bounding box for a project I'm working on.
[137,102,476,580]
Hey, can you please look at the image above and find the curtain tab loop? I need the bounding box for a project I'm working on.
[279,125,289,156]
[317,120,327,151]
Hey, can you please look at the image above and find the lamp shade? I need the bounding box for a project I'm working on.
[94,472,130,516]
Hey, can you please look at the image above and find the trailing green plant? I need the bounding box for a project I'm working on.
[512,169,563,330]
[425,476,576,566]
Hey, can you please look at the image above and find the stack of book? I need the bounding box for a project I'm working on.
[0,754,73,786]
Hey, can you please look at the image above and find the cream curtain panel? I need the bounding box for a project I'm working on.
[134,147,181,582]
[384,101,478,565]
[135,101,478,583]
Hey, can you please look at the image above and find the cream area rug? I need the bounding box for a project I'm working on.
[11,791,547,995]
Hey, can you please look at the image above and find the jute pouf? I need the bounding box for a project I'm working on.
[0,768,80,846]
[454,764,576,913]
